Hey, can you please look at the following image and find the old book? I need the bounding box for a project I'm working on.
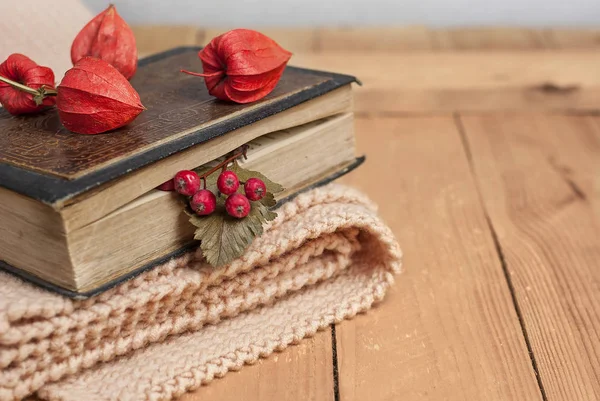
[0,47,360,297]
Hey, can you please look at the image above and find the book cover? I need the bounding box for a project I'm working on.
[0,46,357,205]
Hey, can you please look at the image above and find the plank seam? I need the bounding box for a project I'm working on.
[331,324,340,401]
[453,113,549,401]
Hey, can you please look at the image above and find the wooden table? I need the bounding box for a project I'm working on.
[135,27,600,401]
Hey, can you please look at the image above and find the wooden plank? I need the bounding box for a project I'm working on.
[199,28,318,53]
[130,26,600,56]
[434,27,547,50]
[180,328,335,401]
[335,116,542,400]
[132,25,200,57]
[317,26,435,51]
[459,114,600,401]
[587,117,600,222]
[532,116,600,222]
[544,28,600,49]
[290,51,600,113]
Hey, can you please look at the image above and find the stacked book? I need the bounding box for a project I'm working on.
[0,47,362,298]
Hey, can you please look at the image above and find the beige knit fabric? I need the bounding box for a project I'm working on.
[0,184,402,401]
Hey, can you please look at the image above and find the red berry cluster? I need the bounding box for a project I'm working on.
[163,169,267,219]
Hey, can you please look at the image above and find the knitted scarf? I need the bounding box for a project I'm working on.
[0,184,402,401]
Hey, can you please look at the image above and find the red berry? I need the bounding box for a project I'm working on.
[217,170,240,195]
[190,189,217,215]
[156,179,175,191]
[174,170,201,196]
[244,178,266,201]
[225,193,251,218]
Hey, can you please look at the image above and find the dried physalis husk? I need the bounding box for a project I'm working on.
[71,4,138,80]
[0,54,57,115]
[57,57,145,135]
[181,29,292,103]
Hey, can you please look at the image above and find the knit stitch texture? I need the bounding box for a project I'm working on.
[0,184,402,401]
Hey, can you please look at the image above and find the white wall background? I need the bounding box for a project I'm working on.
[82,0,600,27]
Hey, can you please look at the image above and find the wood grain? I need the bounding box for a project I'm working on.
[434,27,547,50]
[583,117,600,223]
[290,51,600,113]
[544,28,600,49]
[317,26,435,51]
[134,27,600,55]
[334,116,542,400]
[459,114,600,401]
[132,25,200,57]
[181,328,335,401]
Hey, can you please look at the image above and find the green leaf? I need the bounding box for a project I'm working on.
[187,160,283,267]
[189,198,277,267]
[259,191,277,208]
[231,162,284,194]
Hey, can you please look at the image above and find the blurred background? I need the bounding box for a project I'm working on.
[82,0,599,27]
[1,0,599,113]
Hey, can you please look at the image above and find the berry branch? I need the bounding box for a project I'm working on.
[196,145,248,188]
[158,150,283,267]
